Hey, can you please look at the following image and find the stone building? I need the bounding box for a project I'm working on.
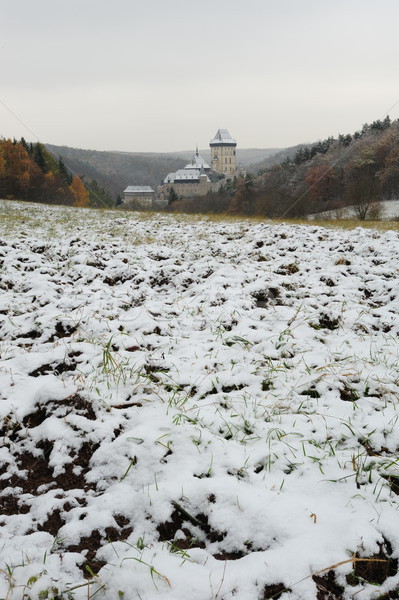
[122,186,155,209]
[157,129,238,202]
[123,129,239,207]
[210,129,237,175]
[157,149,213,201]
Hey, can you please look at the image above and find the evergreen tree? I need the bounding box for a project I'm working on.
[87,178,113,207]
[167,187,178,205]
[20,137,29,153]
[58,158,72,185]
[32,143,47,172]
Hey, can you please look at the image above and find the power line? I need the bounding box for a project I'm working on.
[278,100,399,219]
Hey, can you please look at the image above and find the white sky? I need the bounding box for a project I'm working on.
[2,0,399,152]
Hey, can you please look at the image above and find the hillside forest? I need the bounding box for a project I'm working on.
[45,145,280,200]
[1,116,399,218]
[0,139,113,208]
[170,116,399,219]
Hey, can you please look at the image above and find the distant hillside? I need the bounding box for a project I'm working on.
[46,145,186,200]
[168,116,399,220]
[46,145,283,199]
[173,147,282,167]
[246,144,310,172]
[236,116,399,218]
[0,139,104,207]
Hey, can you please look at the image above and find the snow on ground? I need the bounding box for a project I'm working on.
[380,200,399,219]
[310,199,399,221]
[1,200,399,600]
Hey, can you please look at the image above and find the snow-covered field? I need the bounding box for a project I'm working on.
[1,200,399,600]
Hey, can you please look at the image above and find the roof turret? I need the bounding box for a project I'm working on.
[184,149,210,171]
[210,129,236,146]
[164,169,211,183]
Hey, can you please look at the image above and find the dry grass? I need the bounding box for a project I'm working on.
[2,199,399,235]
[167,210,399,231]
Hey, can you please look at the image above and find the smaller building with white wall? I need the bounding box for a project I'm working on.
[122,186,155,210]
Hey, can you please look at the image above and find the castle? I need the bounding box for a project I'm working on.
[122,129,239,209]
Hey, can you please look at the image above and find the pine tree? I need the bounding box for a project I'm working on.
[87,179,113,207]
[58,158,72,185]
[167,187,178,205]
[32,143,47,172]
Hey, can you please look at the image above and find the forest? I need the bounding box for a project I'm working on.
[46,144,280,200]
[46,144,188,199]
[2,117,399,219]
[169,116,399,219]
[0,138,113,208]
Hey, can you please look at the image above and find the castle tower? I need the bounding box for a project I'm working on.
[210,129,237,175]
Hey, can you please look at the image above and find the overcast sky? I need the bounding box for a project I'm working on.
[2,0,399,153]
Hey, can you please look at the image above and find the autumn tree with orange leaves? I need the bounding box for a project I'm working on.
[69,176,90,207]
[0,138,113,207]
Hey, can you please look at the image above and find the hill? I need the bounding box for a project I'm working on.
[183,116,399,220]
[45,145,186,200]
[7,118,399,219]
[46,145,282,200]
[246,143,311,172]
[0,138,102,207]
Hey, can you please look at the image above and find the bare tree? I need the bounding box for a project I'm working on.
[347,177,378,220]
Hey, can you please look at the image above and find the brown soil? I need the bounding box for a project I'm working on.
[354,541,398,585]
[66,519,133,577]
[312,571,344,599]
[260,583,289,599]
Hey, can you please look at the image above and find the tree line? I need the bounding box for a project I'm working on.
[46,144,186,199]
[4,117,399,218]
[168,117,399,220]
[0,138,113,208]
